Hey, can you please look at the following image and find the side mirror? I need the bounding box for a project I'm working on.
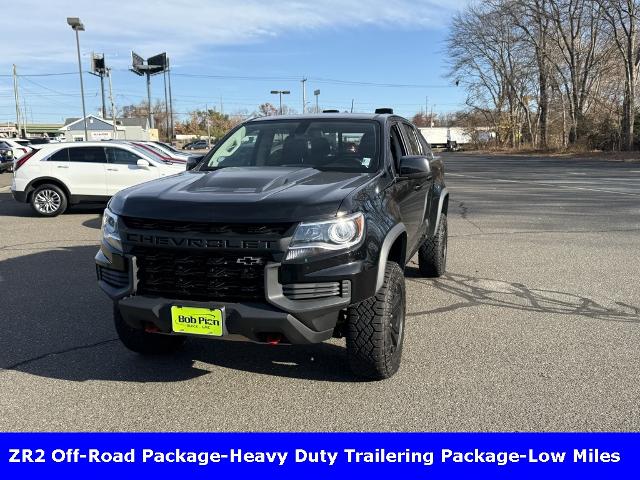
[186,155,203,171]
[398,155,432,179]
[136,159,150,168]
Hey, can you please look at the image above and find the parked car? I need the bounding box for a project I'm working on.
[131,141,188,163]
[0,138,33,159]
[26,137,51,145]
[0,147,14,173]
[183,140,209,150]
[11,142,185,216]
[150,141,193,160]
[95,110,448,380]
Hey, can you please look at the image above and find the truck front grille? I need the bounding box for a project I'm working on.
[123,217,293,236]
[133,247,267,302]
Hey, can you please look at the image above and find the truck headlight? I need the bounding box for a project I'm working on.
[286,212,365,260]
[101,208,122,251]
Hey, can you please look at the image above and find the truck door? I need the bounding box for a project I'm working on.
[401,122,434,240]
[389,122,422,252]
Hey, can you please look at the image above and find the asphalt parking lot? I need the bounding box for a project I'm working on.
[0,153,638,431]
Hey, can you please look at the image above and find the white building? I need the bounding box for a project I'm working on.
[59,115,159,142]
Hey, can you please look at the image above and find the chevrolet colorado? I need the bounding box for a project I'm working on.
[96,111,448,379]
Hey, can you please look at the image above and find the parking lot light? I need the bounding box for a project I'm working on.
[67,17,88,141]
[270,90,290,115]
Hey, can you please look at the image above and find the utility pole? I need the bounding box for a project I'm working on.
[350,99,354,113]
[301,77,307,113]
[167,58,174,141]
[107,68,117,139]
[100,74,106,118]
[146,71,154,129]
[163,68,170,142]
[12,64,21,137]
[205,103,211,147]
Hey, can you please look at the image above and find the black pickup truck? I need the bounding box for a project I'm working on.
[96,111,449,379]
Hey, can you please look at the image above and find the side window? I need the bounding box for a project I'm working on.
[106,147,143,165]
[67,147,107,163]
[389,124,406,173]
[48,148,69,162]
[401,123,421,155]
[416,129,433,157]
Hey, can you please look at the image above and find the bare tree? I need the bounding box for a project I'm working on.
[597,0,639,149]
[447,2,538,147]
[545,0,610,143]
[503,0,552,148]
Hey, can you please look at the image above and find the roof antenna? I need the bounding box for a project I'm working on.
[350,99,354,113]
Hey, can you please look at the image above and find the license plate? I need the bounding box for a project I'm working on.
[171,306,224,336]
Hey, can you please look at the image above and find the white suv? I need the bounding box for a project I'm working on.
[11,142,185,216]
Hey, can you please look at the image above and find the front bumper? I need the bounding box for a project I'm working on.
[96,244,377,344]
[117,295,335,344]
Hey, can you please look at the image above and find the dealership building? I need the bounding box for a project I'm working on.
[58,115,159,142]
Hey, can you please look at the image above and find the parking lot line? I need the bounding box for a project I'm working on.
[447,173,640,197]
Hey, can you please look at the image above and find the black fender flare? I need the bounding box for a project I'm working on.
[429,187,449,236]
[375,222,407,292]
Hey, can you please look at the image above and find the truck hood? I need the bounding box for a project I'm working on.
[109,167,374,222]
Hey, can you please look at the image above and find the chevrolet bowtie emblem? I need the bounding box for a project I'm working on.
[236,257,264,265]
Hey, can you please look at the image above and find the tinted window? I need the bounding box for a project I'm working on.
[389,125,406,173]
[48,148,69,162]
[0,142,9,149]
[401,124,421,155]
[416,130,432,156]
[203,120,380,172]
[106,147,142,165]
[67,147,107,163]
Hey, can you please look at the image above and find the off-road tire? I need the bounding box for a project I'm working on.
[418,213,447,277]
[346,261,406,380]
[30,183,68,217]
[114,305,185,355]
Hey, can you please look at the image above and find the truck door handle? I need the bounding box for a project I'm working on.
[107,168,118,171]
[414,184,423,191]
[57,165,68,169]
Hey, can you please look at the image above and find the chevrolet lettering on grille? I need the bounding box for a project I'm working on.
[125,233,275,250]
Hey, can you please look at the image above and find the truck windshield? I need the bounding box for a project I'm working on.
[200,120,379,172]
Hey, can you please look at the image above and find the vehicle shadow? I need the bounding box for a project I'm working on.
[0,192,105,218]
[405,266,640,323]
[0,246,357,383]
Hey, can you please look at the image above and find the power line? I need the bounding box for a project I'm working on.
[308,77,452,88]
[0,72,77,78]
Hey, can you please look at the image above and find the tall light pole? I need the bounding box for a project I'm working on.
[270,90,290,115]
[107,68,117,139]
[301,77,307,113]
[314,89,320,113]
[67,17,88,141]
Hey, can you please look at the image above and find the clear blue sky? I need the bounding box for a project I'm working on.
[0,0,469,124]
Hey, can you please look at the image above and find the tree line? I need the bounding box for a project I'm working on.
[447,0,639,150]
